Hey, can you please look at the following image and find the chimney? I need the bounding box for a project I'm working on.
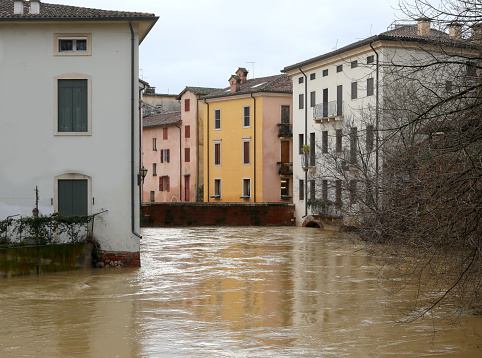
[417,18,431,37]
[449,22,463,39]
[229,75,241,93]
[13,0,24,15]
[29,0,40,15]
[236,67,249,83]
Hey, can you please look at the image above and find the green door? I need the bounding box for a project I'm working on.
[58,179,88,216]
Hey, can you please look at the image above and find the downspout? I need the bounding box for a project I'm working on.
[176,125,182,201]
[204,99,210,202]
[369,42,380,205]
[250,92,257,202]
[139,81,147,206]
[299,66,308,218]
[129,21,142,239]
[196,97,200,195]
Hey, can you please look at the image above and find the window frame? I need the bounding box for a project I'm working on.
[367,78,374,97]
[242,138,251,165]
[185,147,191,162]
[310,91,316,108]
[153,138,157,151]
[243,105,251,128]
[214,140,221,166]
[351,81,358,100]
[322,69,328,77]
[299,93,304,110]
[185,125,191,139]
[184,98,190,112]
[54,33,92,56]
[214,109,221,130]
[54,74,92,136]
[214,178,222,198]
[242,178,251,198]
[310,73,316,80]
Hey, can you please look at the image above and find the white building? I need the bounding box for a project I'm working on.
[0,0,158,265]
[282,21,475,227]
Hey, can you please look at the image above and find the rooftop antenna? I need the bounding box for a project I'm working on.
[246,61,255,79]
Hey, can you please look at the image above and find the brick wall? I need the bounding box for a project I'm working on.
[141,202,295,227]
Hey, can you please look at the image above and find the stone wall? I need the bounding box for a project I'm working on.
[141,202,295,227]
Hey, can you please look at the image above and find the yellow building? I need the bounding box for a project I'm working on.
[203,68,293,202]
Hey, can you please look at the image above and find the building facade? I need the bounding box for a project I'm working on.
[282,21,476,226]
[203,68,293,203]
[0,0,157,264]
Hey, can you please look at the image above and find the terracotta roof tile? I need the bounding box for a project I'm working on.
[203,74,292,99]
[143,111,181,128]
[176,86,221,100]
[0,0,156,20]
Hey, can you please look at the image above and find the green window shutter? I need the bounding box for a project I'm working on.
[58,79,87,132]
[58,179,88,216]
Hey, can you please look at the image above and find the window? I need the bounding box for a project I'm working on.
[161,149,170,163]
[299,133,304,154]
[310,180,316,200]
[184,176,190,201]
[322,130,328,154]
[336,65,343,73]
[55,34,91,56]
[335,180,342,204]
[310,73,316,80]
[153,163,157,176]
[322,69,328,77]
[281,105,290,124]
[299,179,304,200]
[351,60,358,68]
[367,55,374,64]
[351,82,358,100]
[336,129,343,153]
[150,191,155,202]
[185,125,191,138]
[243,139,250,165]
[366,125,374,152]
[466,61,477,77]
[214,109,221,130]
[153,138,157,151]
[243,106,251,127]
[184,98,190,112]
[214,141,221,166]
[349,180,357,205]
[281,178,290,198]
[367,78,374,96]
[310,132,315,166]
[310,91,316,108]
[185,147,190,162]
[58,79,88,133]
[298,77,304,84]
[214,179,222,197]
[242,178,251,198]
[58,179,88,216]
[159,176,170,191]
[350,127,358,164]
[445,80,453,92]
[299,94,304,109]
[163,128,168,140]
[322,180,328,201]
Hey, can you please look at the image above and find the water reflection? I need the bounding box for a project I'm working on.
[0,227,481,357]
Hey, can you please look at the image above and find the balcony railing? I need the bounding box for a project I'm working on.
[278,162,293,175]
[313,101,343,120]
[277,123,293,137]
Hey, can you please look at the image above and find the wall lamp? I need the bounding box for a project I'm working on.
[138,166,148,185]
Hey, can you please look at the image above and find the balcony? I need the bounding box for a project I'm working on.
[313,101,343,121]
[278,162,293,176]
[277,123,293,137]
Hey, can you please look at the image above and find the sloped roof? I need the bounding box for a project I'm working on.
[176,86,222,100]
[0,0,158,42]
[282,24,473,73]
[203,74,292,100]
[143,111,181,128]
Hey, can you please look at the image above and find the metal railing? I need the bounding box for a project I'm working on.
[313,101,343,119]
[277,123,293,137]
[278,162,293,175]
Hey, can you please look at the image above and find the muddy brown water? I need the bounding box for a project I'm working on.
[1,227,481,357]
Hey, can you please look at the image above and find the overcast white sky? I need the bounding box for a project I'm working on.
[47,0,404,94]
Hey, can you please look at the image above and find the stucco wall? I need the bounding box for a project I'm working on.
[0,22,142,252]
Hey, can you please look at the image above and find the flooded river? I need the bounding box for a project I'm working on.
[1,227,482,357]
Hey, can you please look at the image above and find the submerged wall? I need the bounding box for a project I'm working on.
[0,243,90,278]
[141,202,295,227]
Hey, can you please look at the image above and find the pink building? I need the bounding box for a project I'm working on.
[142,87,219,203]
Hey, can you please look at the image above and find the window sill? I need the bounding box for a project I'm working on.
[210,195,221,199]
[240,196,251,200]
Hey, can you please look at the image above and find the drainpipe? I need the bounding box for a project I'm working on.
[250,92,257,202]
[369,42,380,205]
[204,99,210,202]
[176,124,182,201]
[299,66,308,218]
[196,97,200,195]
[139,81,146,206]
[129,21,142,239]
